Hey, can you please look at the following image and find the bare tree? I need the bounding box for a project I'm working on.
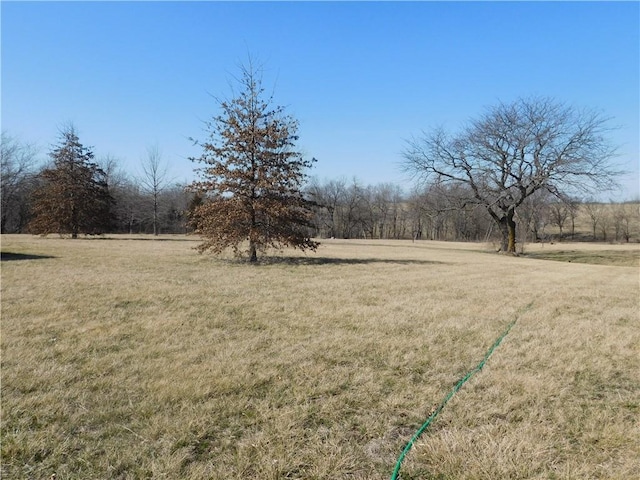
[548,199,571,241]
[321,178,348,238]
[517,189,552,247]
[582,201,605,241]
[110,178,144,233]
[306,177,348,238]
[1,132,38,232]
[372,183,396,239]
[599,207,612,242]
[307,178,413,240]
[139,144,169,236]
[563,197,581,240]
[612,202,637,243]
[343,178,367,238]
[388,184,406,239]
[403,97,620,253]
[97,154,127,191]
[161,184,191,233]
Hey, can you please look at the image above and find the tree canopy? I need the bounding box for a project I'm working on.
[28,126,114,238]
[402,97,620,252]
[189,63,318,262]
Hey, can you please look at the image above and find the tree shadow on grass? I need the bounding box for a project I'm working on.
[244,256,448,266]
[82,236,200,242]
[1,252,56,262]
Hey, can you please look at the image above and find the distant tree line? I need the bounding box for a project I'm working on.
[305,96,637,251]
[2,93,637,250]
[1,129,192,236]
[2,128,638,245]
[305,177,639,244]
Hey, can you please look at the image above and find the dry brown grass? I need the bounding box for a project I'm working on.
[521,242,640,267]
[1,235,639,479]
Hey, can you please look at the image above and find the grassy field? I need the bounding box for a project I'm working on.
[1,235,639,479]
[520,242,640,267]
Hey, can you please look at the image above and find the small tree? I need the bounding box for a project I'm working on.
[28,126,113,238]
[582,201,605,241]
[139,144,169,235]
[612,202,636,243]
[189,62,318,262]
[548,199,571,241]
[403,97,619,253]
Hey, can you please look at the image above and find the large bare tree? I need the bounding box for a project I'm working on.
[189,62,318,262]
[402,97,619,252]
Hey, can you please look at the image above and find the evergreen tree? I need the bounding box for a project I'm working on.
[190,63,318,262]
[29,126,114,238]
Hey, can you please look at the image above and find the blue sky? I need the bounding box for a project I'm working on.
[2,1,639,199]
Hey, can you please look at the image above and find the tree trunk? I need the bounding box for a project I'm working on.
[249,241,258,263]
[153,195,158,236]
[72,222,79,239]
[498,213,517,253]
[507,214,516,253]
[498,219,508,252]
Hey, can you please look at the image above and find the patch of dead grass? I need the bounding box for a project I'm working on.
[521,241,640,267]
[1,235,638,479]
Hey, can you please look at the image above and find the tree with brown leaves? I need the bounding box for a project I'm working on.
[189,63,318,262]
[29,126,113,238]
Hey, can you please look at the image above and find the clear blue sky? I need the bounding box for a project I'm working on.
[2,1,639,199]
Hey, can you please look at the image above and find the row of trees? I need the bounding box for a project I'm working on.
[2,62,632,259]
[1,130,191,236]
[3,124,635,246]
[306,177,638,244]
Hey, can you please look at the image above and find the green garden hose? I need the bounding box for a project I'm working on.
[390,303,532,480]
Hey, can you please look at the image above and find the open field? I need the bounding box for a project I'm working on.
[1,235,639,479]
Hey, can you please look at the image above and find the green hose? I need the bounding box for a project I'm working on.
[390,304,531,480]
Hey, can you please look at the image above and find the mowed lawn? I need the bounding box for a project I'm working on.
[1,235,638,479]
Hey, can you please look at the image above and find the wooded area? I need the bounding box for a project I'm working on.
[2,94,637,249]
[2,128,637,246]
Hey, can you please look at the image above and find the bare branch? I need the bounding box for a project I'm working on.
[401,97,621,252]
